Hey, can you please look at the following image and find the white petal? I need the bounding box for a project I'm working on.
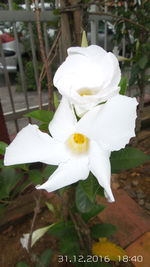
[67,45,107,58]
[4,124,69,166]
[49,97,77,142]
[89,141,114,202]
[36,157,89,192]
[77,95,138,151]
[20,234,29,250]
[54,45,121,103]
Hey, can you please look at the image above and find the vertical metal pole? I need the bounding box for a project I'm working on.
[0,101,10,144]
[25,0,39,89]
[90,4,98,45]
[0,40,19,132]
[104,4,108,51]
[8,0,30,120]
[41,0,50,56]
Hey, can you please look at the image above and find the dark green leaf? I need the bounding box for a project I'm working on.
[76,183,95,213]
[91,223,117,239]
[59,237,80,259]
[14,179,31,195]
[39,123,49,132]
[25,110,53,123]
[0,159,4,168]
[82,204,106,222]
[42,165,57,179]
[11,164,29,171]
[138,55,148,69]
[0,141,8,155]
[36,249,53,267]
[119,76,128,95]
[0,168,23,199]
[111,147,150,173]
[29,169,43,185]
[48,221,76,238]
[16,262,29,267]
[80,173,103,203]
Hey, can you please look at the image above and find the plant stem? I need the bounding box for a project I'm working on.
[28,192,41,252]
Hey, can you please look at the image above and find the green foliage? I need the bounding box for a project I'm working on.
[76,183,95,213]
[28,169,43,185]
[119,76,128,95]
[81,204,105,222]
[42,165,57,179]
[16,61,47,91]
[48,221,76,238]
[36,249,53,267]
[91,223,117,239]
[25,109,53,123]
[79,173,104,203]
[138,55,148,70]
[0,141,8,155]
[16,262,29,267]
[16,249,53,267]
[59,235,80,259]
[75,173,104,213]
[0,168,23,200]
[111,147,150,173]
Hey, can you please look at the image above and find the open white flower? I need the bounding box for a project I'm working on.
[4,96,137,202]
[53,45,121,116]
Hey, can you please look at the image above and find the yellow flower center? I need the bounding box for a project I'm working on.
[78,88,98,96]
[66,133,89,154]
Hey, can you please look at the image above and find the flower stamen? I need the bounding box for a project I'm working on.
[66,133,89,154]
[78,88,98,96]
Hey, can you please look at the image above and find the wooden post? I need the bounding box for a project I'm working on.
[60,0,72,61]
[0,101,10,144]
[69,0,82,46]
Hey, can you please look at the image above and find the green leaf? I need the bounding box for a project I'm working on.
[138,55,148,69]
[59,237,80,259]
[39,123,49,132]
[82,204,106,222]
[111,147,150,173]
[75,183,95,213]
[48,221,75,238]
[12,164,29,171]
[91,223,117,238]
[0,159,4,168]
[25,110,53,123]
[42,165,57,179]
[81,30,88,47]
[54,91,59,109]
[0,168,23,199]
[36,249,53,267]
[80,173,103,203]
[29,169,43,185]
[16,262,29,267]
[119,76,128,95]
[45,202,55,213]
[0,141,8,155]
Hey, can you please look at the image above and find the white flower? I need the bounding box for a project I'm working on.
[53,45,121,116]
[4,96,137,202]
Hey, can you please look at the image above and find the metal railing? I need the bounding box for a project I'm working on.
[0,0,58,136]
[0,0,129,137]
